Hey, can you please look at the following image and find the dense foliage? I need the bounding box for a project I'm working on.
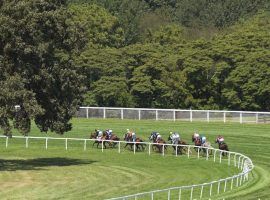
[0,0,86,135]
[0,0,269,135]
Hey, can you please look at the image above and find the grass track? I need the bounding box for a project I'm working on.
[0,118,270,199]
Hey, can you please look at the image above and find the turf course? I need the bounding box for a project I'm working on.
[0,118,269,199]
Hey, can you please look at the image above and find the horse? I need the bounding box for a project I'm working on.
[90,130,107,149]
[215,139,229,156]
[193,137,202,152]
[123,133,145,151]
[149,132,167,153]
[104,133,120,148]
[167,136,188,155]
[201,141,213,155]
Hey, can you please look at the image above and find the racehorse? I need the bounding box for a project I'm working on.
[193,137,202,152]
[104,133,120,148]
[90,130,107,149]
[149,132,167,153]
[215,139,229,156]
[123,133,145,151]
[167,136,188,155]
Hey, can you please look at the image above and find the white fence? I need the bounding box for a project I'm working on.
[77,107,270,123]
[1,135,254,200]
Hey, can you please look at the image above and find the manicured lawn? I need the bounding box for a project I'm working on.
[0,118,269,199]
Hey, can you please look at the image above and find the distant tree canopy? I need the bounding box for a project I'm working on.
[0,0,86,135]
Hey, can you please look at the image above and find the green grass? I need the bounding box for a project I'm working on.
[1,118,270,200]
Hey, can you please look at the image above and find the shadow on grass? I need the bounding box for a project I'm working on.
[0,157,97,171]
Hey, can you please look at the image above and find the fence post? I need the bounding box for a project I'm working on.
[217,181,220,194]
[151,192,154,200]
[219,151,222,163]
[102,141,104,152]
[118,141,121,153]
[228,152,231,165]
[256,113,258,123]
[178,188,182,200]
[148,144,151,155]
[173,110,176,122]
[188,146,191,158]
[240,112,243,124]
[214,149,217,162]
[45,138,48,149]
[156,110,158,121]
[65,138,68,150]
[162,144,165,156]
[209,183,212,196]
[190,109,193,122]
[138,109,141,120]
[230,177,234,190]
[133,142,136,154]
[5,137,8,148]
[86,108,89,119]
[224,179,227,192]
[190,187,193,200]
[238,156,242,169]
[121,109,124,120]
[234,154,237,167]
[175,145,178,157]
[26,137,28,148]
[103,108,106,119]
[207,110,209,122]
[236,176,239,187]
[197,147,200,159]
[168,189,171,200]
[206,148,209,160]
[84,139,87,151]
[200,185,204,199]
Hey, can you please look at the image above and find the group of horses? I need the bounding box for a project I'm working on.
[89,130,229,156]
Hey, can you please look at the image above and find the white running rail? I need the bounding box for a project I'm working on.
[77,106,270,123]
[0,135,254,200]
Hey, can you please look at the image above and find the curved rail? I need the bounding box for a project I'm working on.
[0,135,254,200]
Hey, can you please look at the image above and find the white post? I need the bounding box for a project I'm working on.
[190,109,193,122]
[206,148,209,160]
[102,141,104,152]
[223,112,226,123]
[65,138,68,150]
[5,137,8,148]
[26,137,28,148]
[224,180,227,192]
[188,146,191,158]
[84,139,87,151]
[228,152,231,165]
[156,110,158,121]
[173,110,176,122]
[200,185,204,199]
[138,109,141,120]
[103,108,106,119]
[178,188,182,200]
[207,111,209,122]
[209,183,212,196]
[240,112,243,124]
[219,151,222,163]
[168,189,171,200]
[197,147,200,159]
[45,138,48,149]
[133,142,136,154]
[162,144,165,156]
[175,145,178,157]
[214,149,217,162]
[256,113,258,123]
[230,178,234,190]
[151,192,154,200]
[217,181,220,194]
[240,174,243,186]
[118,141,121,153]
[190,187,193,200]
[121,109,124,120]
[86,108,89,119]
[236,176,239,187]
[241,158,245,170]
[148,144,151,155]
[238,156,242,169]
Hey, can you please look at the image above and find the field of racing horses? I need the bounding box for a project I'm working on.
[0,118,270,200]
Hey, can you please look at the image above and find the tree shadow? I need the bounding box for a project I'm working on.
[0,157,97,171]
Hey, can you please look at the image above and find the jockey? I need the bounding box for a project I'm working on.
[156,132,162,142]
[194,132,200,139]
[107,129,113,139]
[200,134,206,145]
[216,135,225,144]
[131,132,136,142]
[172,132,180,145]
[97,130,103,140]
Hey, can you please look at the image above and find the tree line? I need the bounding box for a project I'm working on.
[0,0,269,135]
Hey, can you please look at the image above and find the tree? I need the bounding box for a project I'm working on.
[0,0,86,135]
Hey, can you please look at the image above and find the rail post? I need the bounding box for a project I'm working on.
[118,141,121,153]
[175,145,178,157]
[162,144,165,156]
[238,156,242,169]
[224,179,227,192]
[45,138,48,149]
[234,153,237,167]
[240,112,243,124]
[188,146,191,158]
[214,149,217,162]
[190,109,193,122]
[25,137,29,148]
[228,152,231,165]
[168,189,171,200]
[5,136,8,148]
[102,140,104,152]
[206,148,209,160]
[84,139,87,151]
[231,177,234,190]
[207,110,210,122]
[219,151,222,163]
[133,142,136,154]
[173,110,176,122]
[178,188,182,200]
[121,109,124,120]
[190,187,193,200]
[148,143,151,155]
[151,192,154,200]
[217,181,220,194]
[200,185,204,199]
[65,138,68,150]
[209,183,213,196]
[197,147,200,159]
[103,108,106,119]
